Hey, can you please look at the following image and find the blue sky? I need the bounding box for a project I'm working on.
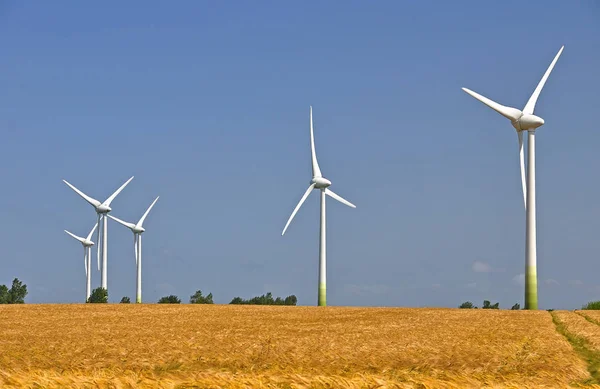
[0,1,598,309]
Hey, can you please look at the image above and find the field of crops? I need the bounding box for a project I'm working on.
[1,305,600,388]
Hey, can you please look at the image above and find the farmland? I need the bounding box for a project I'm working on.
[1,305,600,388]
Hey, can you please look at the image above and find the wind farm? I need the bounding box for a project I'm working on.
[1,2,599,388]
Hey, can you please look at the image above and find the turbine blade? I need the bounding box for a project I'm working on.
[324,188,356,208]
[63,180,102,208]
[518,131,527,209]
[107,214,136,230]
[136,196,159,228]
[461,88,522,121]
[282,183,316,236]
[97,214,101,271]
[309,106,322,178]
[86,223,98,242]
[523,45,564,115]
[134,234,138,266]
[102,176,134,207]
[64,230,86,244]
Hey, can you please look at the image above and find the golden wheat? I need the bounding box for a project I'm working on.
[0,305,591,388]
[578,310,600,324]
[555,311,600,351]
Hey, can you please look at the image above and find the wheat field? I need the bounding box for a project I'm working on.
[1,305,599,388]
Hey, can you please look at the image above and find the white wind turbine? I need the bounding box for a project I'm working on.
[282,106,356,306]
[64,223,98,301]
[462,45,564,310]
[63,176,134,291]
[108,196,159,304]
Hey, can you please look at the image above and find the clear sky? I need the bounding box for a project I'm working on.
[0,1,598,309]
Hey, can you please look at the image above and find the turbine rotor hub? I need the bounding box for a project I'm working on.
[311,177,331,189]
[512,114,545,132]
[97,205,111,213]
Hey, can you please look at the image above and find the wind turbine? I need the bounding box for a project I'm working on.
[108,196,159,304]
[461,46,564,310]
[281,106,356,306]
[62,176,134,291]
[64,223,98,301]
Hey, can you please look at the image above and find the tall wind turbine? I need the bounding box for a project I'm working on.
[64,223,98,301]
[282,106,356,306]
[108,196,159,304]
[62,176,134,291]
[461,46,564,310]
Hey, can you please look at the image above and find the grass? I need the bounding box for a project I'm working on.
[0,305,593,388]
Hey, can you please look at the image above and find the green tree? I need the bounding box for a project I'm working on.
[8,278,27,304]
[0,284,9,304]
[120,297,131,303]
[459,301,476,309]
[511,303,520,310]
[482,300,499,309]
[582,301,600,310]
[230,297,244,304]
[158,295,181,304]
[284,295,297,306]
[190,290,214,304]
[87,287,108,303]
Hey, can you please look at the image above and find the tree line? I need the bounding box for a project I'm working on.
[86,287,298,305]
[459,300,520,310]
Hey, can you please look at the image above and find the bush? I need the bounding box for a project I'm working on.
[229,292,297,305]
[87,287,108,303]
[190,290,214,304]
[120,297,131,303]
[158,295,181,304]
[511,303,520,310]
[582,301,600,310]
[459,301,476,309]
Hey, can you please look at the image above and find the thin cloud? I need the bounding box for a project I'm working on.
[545,279,560,286]
[569,280,584,287]
[513,274,525,286]
[472,261,492,273]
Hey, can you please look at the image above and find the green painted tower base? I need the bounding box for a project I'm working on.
[525,266,538,310]
[318,283,326,306]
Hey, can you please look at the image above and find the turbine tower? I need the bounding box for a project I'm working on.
[63,176,134,291]
[64,223,98,301]
[461,46,564,310]
[108,196,159,304]
[282,106,356,306]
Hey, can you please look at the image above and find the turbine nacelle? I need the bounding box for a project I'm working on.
[512,114,545,132]
[311,177,331,189]
[83,240,95,247]
[133,226,145,234]
[96,204,112,213]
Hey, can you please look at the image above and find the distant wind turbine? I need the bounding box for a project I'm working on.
[63,176,134,291]
[108,196,159,303]
[282,106,356,306]
[64,223,98,301]
[461,46,564,310]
